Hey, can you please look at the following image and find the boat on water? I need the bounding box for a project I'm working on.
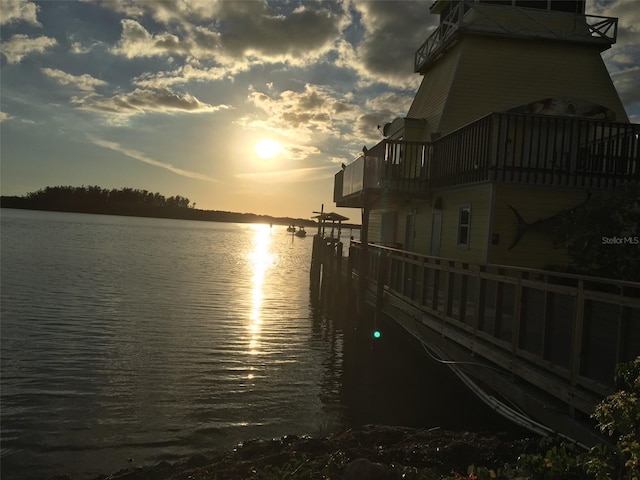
[294,227,307,237]
[286,225,296,233]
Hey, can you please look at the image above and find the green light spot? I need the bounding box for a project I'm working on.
[373,330,381,339]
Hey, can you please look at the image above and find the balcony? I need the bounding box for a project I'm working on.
[432,113,639,190]
[334,140,431,208]
[334,113,639,208]
[415,2,618,73]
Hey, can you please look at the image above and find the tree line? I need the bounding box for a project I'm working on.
[0,185,316,226]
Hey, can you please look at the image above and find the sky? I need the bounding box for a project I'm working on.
[1,0,639,219]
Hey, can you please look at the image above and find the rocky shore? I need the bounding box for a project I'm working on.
[82,425,538,480]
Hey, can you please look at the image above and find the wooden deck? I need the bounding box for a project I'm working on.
[314,239,640,446]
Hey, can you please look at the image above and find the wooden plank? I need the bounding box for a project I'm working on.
[584,291,640,309]
[542,290,550,361]
[520,279,578,295]
[512,271,524,355]
[494,268,504,338]
[570,280,585,387]
[473,266,484,335]
[381,291,601,414]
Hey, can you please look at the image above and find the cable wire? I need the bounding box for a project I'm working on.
[405,315,557,438]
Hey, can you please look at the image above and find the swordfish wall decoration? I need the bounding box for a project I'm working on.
[507,192,592,251]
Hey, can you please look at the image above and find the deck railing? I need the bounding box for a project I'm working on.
[349,241,640,408]
[431,112,640,189]
[335,114,639,205]
[334,139,431,206]
[415,2,618,73]
[375,140,431,193]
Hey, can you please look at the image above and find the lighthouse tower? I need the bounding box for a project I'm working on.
[408,0,627,140]
[333,0,637,269]
[400,0,633,267]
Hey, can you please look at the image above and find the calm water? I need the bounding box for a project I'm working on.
[1,209,517,480]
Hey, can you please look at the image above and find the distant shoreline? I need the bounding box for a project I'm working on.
[0,202,361,230]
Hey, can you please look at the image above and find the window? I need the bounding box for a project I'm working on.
[457,205,471,248]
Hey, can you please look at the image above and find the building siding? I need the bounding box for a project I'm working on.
[434,184,493,263]
[410,32,628,139]
[368,210,383,244]
[413,201,434,255]
[407,43,462,138]
[439,37,629,135]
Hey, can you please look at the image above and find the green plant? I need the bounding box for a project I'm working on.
[514,436,589,479]
[552,183,640,281]
[587,357,640,480]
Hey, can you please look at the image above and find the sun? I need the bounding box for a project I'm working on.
[254,139,282,159]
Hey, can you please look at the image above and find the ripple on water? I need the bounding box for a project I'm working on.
[1,212,346,480]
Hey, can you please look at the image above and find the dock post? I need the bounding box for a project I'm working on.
[375,252,387,314]
[358,206,370,314]
[310,234,323,299]
[346,245,355,311]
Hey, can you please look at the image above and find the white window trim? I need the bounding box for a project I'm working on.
[457,204,471,249]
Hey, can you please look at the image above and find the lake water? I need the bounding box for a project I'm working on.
[1,209,518,480]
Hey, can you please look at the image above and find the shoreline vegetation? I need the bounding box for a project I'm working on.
[0,186,361,229]
[78,425,540,480]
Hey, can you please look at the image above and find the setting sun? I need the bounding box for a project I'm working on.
[254,139,282,159]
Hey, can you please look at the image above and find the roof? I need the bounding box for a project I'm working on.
[311,212,349,222]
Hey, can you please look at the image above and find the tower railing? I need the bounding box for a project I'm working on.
[415,2,618,73]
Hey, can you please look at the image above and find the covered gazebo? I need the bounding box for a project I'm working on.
[311,211,349,239]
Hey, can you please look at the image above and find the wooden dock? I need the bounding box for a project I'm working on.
[311,237,640,447]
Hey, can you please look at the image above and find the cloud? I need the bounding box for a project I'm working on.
[103,2,348,72]
[349,1,434,88]
[591,0,640,48]
[590,0,640,74]
[1,34,57,64]
[0,0,40,26]
[354,111,391,143]
[70,39,106,55]
[244,84,358,137]
[205,2,348,66]
[92,0,222,24]
[329,156,350,165]
[0,111,13,122]
[235,165,336,183]
[91,137,218,182]
[71,88,230,117]
[611,66,640,111]
[240,82,415,161]
[42,68,108,92]
[110,19,191,58]
[133,62,250,89]
[365,92,415,114]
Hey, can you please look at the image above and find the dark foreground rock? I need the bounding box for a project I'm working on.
[85,425,537,480]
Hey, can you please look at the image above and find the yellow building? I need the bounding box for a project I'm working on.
[334,0,638,269]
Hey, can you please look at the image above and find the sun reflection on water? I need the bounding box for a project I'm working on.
[247,224,275,357]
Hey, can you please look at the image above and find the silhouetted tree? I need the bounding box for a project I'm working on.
[3,185,316,227]
[553,183,640,281]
